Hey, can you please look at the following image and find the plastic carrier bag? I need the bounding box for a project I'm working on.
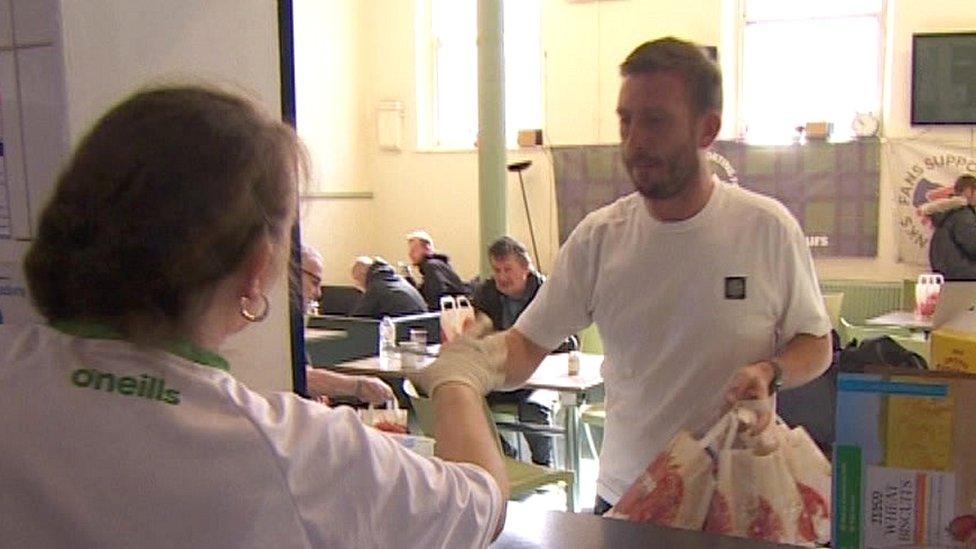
[609,404,832,546]
[439,295,475,343]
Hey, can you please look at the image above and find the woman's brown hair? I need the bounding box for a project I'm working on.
[25,86,303,340]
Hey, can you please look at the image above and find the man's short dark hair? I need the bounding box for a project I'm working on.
[954,174,976,194]
[619,36,722,116]
[488,236,531,267]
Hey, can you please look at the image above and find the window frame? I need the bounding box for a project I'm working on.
[416,0,543,151]
[730,0,888,144]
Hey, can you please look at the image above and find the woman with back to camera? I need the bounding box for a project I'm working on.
[0,86,508,547]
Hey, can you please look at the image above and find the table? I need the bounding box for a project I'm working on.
[861,311,932,362]
[492,502,788,548]
[304,328,347,342]
[329,351,604,512]
[865,310,933,331]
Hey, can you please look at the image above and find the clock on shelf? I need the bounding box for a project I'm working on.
[852,112,880,138]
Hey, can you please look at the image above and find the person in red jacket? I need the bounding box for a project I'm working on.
[921,175,976,280]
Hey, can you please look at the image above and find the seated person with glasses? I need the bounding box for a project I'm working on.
[301,244,394,405]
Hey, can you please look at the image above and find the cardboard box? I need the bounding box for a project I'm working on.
[805,121,833,140]
[931,328,976,373]
[931,310,976,374]
[516,129,543,147]
[833,369,976,548]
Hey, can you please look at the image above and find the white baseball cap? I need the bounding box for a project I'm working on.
[406,229,433,246]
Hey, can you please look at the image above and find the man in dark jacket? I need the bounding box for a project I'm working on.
[923,174,976,280]
[405,230,470,310]
[472,236,579,467]
[349,256,428,318]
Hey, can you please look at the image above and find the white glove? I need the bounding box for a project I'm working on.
[410,318,508,397]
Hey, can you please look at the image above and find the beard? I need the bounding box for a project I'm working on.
[624,143,700,201]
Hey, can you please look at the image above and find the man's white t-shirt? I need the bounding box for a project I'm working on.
[515,180,831,504]
[0,324,501,548]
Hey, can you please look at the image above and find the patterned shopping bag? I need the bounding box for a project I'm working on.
[777,421,831,545]
[704,409,807,545]
[606,415,730,530]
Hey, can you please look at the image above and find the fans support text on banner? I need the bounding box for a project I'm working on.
[887,140,976,266]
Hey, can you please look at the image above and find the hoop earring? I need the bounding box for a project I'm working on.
[240,293,271,322]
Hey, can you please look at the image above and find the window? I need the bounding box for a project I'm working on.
[419,0,543,149]
[736,0,883,143]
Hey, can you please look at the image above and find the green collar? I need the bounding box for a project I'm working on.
[52,321,230,372]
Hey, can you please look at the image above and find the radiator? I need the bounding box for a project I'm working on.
[819,280,904,324]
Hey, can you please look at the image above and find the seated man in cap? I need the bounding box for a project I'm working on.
[404,230,471,311]
[350,256,428,319]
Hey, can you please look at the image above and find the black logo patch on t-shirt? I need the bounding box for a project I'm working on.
[725,277,747,300]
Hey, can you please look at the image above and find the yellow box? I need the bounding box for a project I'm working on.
[930,327,976,373]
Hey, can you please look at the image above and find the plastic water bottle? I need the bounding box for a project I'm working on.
[378,316,397,360]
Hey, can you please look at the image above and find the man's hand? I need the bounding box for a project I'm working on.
[724,361,777,433]
[409,316,508,397]
[725,360,777,403]
[305,367,393,405]
[354,376,395,405]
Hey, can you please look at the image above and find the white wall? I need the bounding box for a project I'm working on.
[295,0,976,287]
[59,0,293,392]
[294,0,365,194]
[294,0,378,284]
[300,197,377,284]
[542,0,723,145]
[0,0,68,265]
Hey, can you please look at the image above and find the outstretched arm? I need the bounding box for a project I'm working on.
[502,328,551,388]
[305,368,394,405]
[431,383,509,540]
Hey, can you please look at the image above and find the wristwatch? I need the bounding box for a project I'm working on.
[767,359,784,395]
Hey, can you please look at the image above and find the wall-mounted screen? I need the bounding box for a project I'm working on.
[912,32,976,125]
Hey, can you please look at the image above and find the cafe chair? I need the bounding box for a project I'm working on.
[402,381,576,510]
[838,317,911,347]
[578,324,604,355]
[822,292,844,331]
[579,402,604,460]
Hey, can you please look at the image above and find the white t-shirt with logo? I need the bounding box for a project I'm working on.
[0,324,501,548]
[515,180,831,504]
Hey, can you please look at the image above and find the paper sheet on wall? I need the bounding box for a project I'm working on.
[0,93,10,239]
[0,261,40,325]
